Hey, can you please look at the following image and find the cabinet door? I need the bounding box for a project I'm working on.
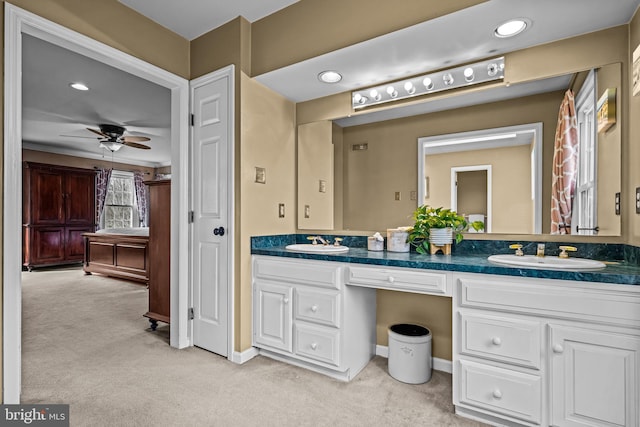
[65,172,95,225]
[65,227,92,261]
[30,168,64,225]
[30,227,65,265]
[550,325,640,427]
[253,281,293,353]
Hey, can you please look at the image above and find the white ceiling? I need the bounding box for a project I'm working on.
[21,0,640,167]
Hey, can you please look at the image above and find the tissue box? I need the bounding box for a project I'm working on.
[387,228,410,252]
[367,237,384,251]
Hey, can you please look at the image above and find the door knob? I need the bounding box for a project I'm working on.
[213,226,225,236]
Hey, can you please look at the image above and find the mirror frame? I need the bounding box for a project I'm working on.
[418,122,543,234]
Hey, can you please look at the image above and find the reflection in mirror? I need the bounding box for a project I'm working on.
[330,63,621,237]
[418,123,542,234]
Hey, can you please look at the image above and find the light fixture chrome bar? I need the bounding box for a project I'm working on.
[352,57,505,109]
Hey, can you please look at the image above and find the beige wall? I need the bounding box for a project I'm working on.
[596,63,622,236]
[239,73,296,350]
[22,150,157,177]
[629,11,640,246]
[426,144,533,234]
[339,91,560,233]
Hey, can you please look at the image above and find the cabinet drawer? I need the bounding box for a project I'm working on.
[294,323,340,366]
[295,288,340,327]
[348,265,448,295]
[457,275,640,326]
[459,311,541,369]
[253,257,342,289]
[457,359,541,425]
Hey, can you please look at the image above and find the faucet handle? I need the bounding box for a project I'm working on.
[509,244,524,256]
[333,237,343,246]
[558,246,577,259]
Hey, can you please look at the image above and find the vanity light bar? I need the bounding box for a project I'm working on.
[352,57,505,109]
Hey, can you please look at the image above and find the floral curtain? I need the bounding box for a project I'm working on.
[550,90,579,234]
[134,172,148,227]
[95,168,112,230]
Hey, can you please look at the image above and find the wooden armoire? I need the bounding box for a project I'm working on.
[143,179,171,330]
[22,162,96,270]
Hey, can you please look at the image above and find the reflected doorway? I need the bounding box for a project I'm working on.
[451,166,491,233]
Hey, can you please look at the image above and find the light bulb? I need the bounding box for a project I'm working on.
[404,81,415,94]
[386,86,398,98]
[464,67,474,82]
[422,77,434,90]
[369,89,381,101]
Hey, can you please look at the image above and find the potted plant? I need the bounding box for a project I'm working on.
[408,205,484,254]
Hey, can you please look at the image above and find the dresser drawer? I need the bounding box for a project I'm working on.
[295,287,341,327]
[253,257,342,289]
[348,265,449,295]
[459,311,541,369]
[294,323,340,366]
[457,360,541,425]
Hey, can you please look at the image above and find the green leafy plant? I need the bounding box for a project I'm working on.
[407,205,485,254]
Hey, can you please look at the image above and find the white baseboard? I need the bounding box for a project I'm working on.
[231,346,260,364]
[375,344,452,374]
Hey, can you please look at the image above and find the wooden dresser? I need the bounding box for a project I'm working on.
[22,162,95,270]
[144,179,171,330]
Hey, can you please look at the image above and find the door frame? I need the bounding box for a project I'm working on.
[188,67,236,360]
[4,4,191,403]
[450,165,492,233]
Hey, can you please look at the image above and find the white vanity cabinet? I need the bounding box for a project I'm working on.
[252,256,376,381]
[453,272,640,427]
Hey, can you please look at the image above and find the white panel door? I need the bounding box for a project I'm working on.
[191,69,231,356]
[550,325,640,427]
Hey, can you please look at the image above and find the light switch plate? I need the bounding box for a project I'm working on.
[304,205,310,218]
[394,192,401,201]
[278,203,285,218]
[319,180,326,193]
[255,167,266,184]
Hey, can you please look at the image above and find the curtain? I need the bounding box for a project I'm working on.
[550,90,579,234]
[95,168,112,230]
[134,172,148,227]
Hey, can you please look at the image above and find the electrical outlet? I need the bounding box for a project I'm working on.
[394,191,401,201]
[410,191,417,201]
[255,167,266,184]
[636,187,640,214]
[319,180,326,193]
[615,192,620,215]
[278,203,285,218]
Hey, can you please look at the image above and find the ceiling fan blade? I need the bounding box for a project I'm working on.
[122,136,151,143]
[87,127,108,138]
[123,141,151,150]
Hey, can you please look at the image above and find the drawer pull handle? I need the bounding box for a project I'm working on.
[283,298,289,304]
[311,305,318,313]
[310,343,318,350]
[552,344,564,354]
[387,276,395,283]
[492,337,502,346]
[492,389,503,399]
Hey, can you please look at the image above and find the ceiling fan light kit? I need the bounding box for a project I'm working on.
[87,124,151,150]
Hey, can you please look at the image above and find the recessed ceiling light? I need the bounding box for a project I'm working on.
[70,82,89,91]
[318,71,342,83]
[494,19,530,38]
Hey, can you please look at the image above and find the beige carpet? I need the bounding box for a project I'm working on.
[21,266,484,427]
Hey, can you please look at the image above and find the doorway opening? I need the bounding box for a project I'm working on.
[451,166,491,233]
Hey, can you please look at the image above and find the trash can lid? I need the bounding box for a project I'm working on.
[389,323,430,337]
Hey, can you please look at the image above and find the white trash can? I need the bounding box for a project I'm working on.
[388,323,432,384]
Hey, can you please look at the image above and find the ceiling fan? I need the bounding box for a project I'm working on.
[87,124,151,151]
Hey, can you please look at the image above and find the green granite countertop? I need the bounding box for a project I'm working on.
[251,235,640,286]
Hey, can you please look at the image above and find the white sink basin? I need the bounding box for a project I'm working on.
[487,254,606,271]
[285,244,349,254]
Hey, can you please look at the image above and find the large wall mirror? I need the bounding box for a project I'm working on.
[298,62,621,237]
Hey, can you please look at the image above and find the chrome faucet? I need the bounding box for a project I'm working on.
[307,236,329,245]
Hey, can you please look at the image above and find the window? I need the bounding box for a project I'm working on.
[573,70,598,235]
[103,171,138,228]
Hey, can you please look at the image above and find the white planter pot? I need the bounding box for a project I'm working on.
[428,227,453,245]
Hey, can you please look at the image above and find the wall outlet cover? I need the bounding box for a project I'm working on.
[255,167,266,184]
[636,187,640,214]
[615,192,620,215]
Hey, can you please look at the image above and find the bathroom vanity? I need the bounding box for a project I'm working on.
[251,236,640,427]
